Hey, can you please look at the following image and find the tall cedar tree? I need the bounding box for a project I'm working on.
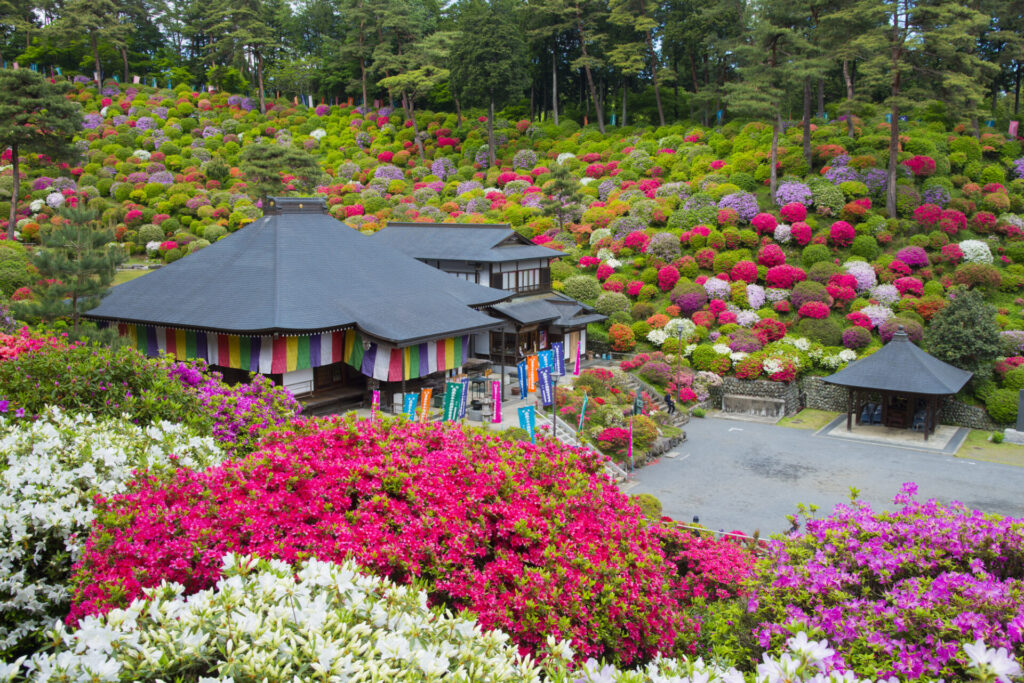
[208,0,278,113]
[378,31,453,159]
[850,0,993,216]
[608,0,667,126]
[239,142,323,203]
[52,0,131,81]
[0,69,81,240]
[449,0,529,168]
[726,17,807,198]
[16,207,124,334]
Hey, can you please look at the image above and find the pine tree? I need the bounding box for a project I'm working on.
[540,164,583,230]
[239,142,323,203]
[208,0,279,113]
[449,0,529,167]
[726,14,806,197]
[0,69,81,240]
[378,31,453,159]
[15,207,124,334]
[608,0,667,126]
[924,288,1002,384]
[52,0,132,80]
[569,0,608,133]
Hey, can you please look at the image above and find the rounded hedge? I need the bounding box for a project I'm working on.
[796,317,842,346]
[563,275,601,302]
[986,388,1020,424]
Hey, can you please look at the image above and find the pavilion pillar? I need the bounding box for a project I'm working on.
[847,388,853,431]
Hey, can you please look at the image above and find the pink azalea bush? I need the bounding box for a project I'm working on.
[68,417,753,665]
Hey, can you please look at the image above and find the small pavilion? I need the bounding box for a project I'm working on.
[822,328,972,441]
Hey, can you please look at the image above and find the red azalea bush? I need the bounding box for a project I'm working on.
[765,264,807,289]
[609,322,636,351]
[623,231,650,253]
[579,256,600,268]
[938,209,967,235]
[596,263,614,281]
[67,418,752,664]
[780,203,807,222]
[658,265,680,291]
[894,276,924,296]
[730,260,758,283]
[626,280,644,296]
[751,213,777,235]
[829,221,855,247]
[757,243,786,267]
[0,328,65,360]
[903,155,936,177]
[790,221,812,246]
[753,318,787,344]
[941,243,964,263]
[972,211,997,233]
[913,203,942,227]
[797,301,831,319]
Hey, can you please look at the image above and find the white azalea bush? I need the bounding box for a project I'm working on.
[7,553,1016,683]
[0,408,223,655]
[959,239,994,264]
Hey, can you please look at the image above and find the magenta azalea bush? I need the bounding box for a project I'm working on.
[68,417,753,665]
[711,484,1024,681]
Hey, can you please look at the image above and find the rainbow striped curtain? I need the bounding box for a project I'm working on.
[116,323,472,381]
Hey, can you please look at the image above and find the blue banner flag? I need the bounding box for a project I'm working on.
[538,349,553,370]
[518,406,536,443]
[459,377,469,419]
[551,342,565,376]
[517,361,528,396]
[403,393,419,420]
[538,366,553,407]
[578,392,588,433]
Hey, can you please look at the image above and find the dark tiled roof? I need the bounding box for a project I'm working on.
[372,222,566,262]
[86,198,510,344]
[491,292,606,329]
[823,330,972,395]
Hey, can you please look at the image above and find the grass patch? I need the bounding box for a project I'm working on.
[778,409,841,431]
[112,269,149,286]
[956,430,1024,467]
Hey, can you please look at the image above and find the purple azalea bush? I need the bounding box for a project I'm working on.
[745,484,1024,681]
[775,181,813,207]
[718,191,759,222]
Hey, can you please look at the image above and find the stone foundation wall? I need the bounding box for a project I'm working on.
[718,377,802,416]
[802,377,849,412]
[939,398,1001,431]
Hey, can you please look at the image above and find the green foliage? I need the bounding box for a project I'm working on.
[797,317,842,346]
[924,288,1002,383]
[563,275,601,302]
[239,143,324,201]
[595,292,631,316]
[985,388,1020,424]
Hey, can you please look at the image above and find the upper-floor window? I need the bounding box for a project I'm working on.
[492,259,549,294]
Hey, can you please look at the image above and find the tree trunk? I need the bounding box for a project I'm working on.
[886,103,899,217]
[971,115,980,141]
[621,78,626,126]
[1015,62,1021,116]
[121,47,129,83]
[403,92,425,158]
[256,50,266,114]
[487,97,496,167]
[770,113,780,198]
[7,143,17,240]
[575,5,605,134]
[91,31,101,81]
[802,78,812,169]
[646,29,665,126]
[360,56,368,111]
[529,84,534,121]
[552,46,559,126]
[843,59,855,137]
[817,79,824,118]
[454,93,462,128]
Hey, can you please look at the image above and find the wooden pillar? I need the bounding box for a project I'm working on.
[847,387,853,431]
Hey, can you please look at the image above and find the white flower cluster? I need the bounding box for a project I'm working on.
[0,408,223,653]
[773,223,792,244]
[10,554,550,682]
[309,127,327,140]
[28,199,45,213]
[960,239,994,264]
[816,348,858,370]
[713,343,732,356]
[556,152,576,165]
[762,356,788,376]
[580,177,596,186]
[596,248,615,261]
[9,551,989,683]
[605,258,623,269]
[131,149,151,161]
[145,240,162,255]
[647,328,669,346]
[664,318,697,339]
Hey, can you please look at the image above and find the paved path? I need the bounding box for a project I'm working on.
[623,416,1024,536]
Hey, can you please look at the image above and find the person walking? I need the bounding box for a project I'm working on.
[664,391,676,415]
